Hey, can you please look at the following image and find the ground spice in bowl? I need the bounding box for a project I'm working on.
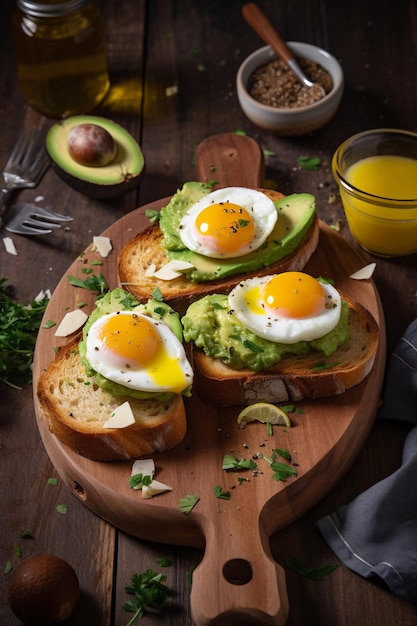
[247,57,333,108]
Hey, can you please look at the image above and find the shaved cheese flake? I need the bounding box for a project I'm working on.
[34,288,51,303]
[103,401,135,429]
[93,236,112,258]
[54,309,88,336]
[142,479,173,499]
[145,263,156,277]
[3,237,17,255]
[165,85,178,97]
[153,260,195,281]
[350,263,376,280]
[131,458,155,479]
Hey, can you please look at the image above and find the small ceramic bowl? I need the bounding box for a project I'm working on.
[236,42,344,136]
[332,128,417,257]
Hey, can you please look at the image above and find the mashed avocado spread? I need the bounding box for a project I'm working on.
[78,288,191,401]
[182,293,349,372]
[158,182,316,283]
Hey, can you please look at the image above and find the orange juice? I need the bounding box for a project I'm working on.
[340,155,417,256]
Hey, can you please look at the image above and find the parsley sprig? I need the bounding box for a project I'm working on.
[0,278,49,389]
[124,569,170,624]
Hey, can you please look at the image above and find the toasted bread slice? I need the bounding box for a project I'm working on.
[118,189,320,315]
[189,294,379,406]
[37,335,187,461]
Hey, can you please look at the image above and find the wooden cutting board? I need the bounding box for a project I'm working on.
[33,133,386,626]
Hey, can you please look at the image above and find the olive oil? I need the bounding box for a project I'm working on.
[11,0,110,118]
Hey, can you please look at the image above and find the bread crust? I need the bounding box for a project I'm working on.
[117,189,320,315]
[189,293,380,406]
[37,335,187,461]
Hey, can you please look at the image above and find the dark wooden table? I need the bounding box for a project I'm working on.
[1,1,417,624]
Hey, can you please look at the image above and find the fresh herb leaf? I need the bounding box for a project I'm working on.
[264,453,297,481]
[20,531,35,539]
[4,561,12,575]
[242,339,264,354]
[286,558,340,580]
[124,569,169,624]
[56,504,68,514]
[145,208,161,223]
[0,278,50,389]
[186,566,195,584]
[13,544,22,557]
[273,447,292,462]
[222,454,257,471]
[298,155,321,170]
[129,473,153,490]
[156,557,173,567]
[48,477,58,486]
[67,271,109,297]
[179,494,200,515]
[213,485,231,500]
[42,319,56,329]
[151,287,164,302]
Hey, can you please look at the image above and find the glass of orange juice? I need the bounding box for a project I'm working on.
[332,128,417,257]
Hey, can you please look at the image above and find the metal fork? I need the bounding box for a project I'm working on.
[0,127,72,235]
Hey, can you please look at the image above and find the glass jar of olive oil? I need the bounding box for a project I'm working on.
[11,0,110,118]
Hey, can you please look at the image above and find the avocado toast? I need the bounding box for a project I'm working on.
[181,274,379,406]
[118,183,319,314]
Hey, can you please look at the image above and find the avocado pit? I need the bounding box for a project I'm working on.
[68,123,117,167]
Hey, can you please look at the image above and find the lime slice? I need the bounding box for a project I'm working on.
[237,402,292,428]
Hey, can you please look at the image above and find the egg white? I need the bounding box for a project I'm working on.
[178,187,277,258]
[228,275,342,343]
[85,311,193,393]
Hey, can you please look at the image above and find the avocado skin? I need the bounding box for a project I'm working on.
[49,161,144,199]
[159,185,316,282]
[78,288,188,400]
[182,294,349,372]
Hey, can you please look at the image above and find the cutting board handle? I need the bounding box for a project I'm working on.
[191,134,288,624]
[190,514,289,625]
[195,132,265,188]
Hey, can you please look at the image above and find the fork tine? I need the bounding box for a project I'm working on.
[22,217,62,229]
[3,222,53,235]
[22,205,73,221]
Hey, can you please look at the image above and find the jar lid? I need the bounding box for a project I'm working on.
[16,0,89,17]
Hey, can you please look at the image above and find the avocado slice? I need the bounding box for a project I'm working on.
[46,115,144,199]
[160,190,316,282]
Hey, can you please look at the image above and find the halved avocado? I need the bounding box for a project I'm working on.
[46,115,144,199]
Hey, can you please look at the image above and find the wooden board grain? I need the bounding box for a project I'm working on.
[32,134,386,626]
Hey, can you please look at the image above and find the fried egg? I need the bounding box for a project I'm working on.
[179,187,277,258]
[229,272,341,343]
[85,311,193,394]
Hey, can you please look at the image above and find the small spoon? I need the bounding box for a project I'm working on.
[242,2,325,96]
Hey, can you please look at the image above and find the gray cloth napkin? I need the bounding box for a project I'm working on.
[317,318,417,602]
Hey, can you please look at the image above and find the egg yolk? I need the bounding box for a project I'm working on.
[99,313,161,367]
[98,313,188,393]
[195,202,255,254]
[261,272,326,318]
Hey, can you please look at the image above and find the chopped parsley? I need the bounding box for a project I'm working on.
[124,569,170,624]
[0,278,50,389]
[298,155,321,170]
[179,494,200,515]
[213,485,231,500]
[222,454,257,472]
[286,558,340,580]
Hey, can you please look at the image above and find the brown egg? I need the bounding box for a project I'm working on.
[7,554,80,625]
[67,122,117,167]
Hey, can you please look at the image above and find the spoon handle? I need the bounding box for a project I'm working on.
[242,3,294,63]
